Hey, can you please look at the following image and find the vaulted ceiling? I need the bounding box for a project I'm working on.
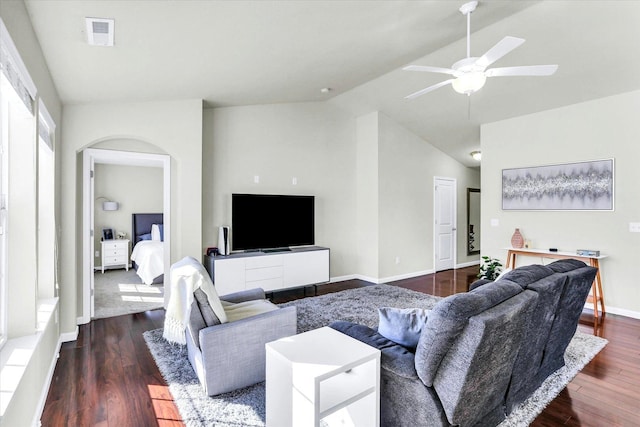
[24,1,640,167]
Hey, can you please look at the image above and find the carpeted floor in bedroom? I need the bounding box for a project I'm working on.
[93,268,164,319]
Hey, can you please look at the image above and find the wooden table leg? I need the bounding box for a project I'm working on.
[589,259,605,323]
[506,250,515,269]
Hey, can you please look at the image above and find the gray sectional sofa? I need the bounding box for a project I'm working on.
[331,259,597,427]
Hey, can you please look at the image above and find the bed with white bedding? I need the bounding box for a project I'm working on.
[131,213,164,285]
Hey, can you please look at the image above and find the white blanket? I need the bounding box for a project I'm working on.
[163,256,227,345]
[130,240,164,285]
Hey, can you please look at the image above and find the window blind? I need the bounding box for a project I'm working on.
[0,19,36,115]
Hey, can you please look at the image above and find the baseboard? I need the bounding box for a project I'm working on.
[329,274,359,283]
[33,337,63,427]
[602,305,640,320]
[331,274,380,284]
[380,269,434,284]
[60,326,79,343]
[332,265,479,286]
[456,260,481,268]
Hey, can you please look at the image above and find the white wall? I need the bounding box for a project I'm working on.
[204,104,480,282]
[203,102,357,278]
[355,112,380,279]
[378,113,481,279]
[61,99,203,330]
[481,90,640,318]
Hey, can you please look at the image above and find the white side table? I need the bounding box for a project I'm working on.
[101,239,130,273]
[266,326,380,427]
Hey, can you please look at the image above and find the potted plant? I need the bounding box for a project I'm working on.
[478,256,503,280]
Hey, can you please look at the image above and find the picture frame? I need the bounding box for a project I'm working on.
[502,159,614,211]
[102,228,114,240]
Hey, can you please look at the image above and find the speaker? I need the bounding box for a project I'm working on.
[218,226,230,255]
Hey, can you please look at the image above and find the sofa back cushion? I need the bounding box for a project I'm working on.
[499,264,555,288]
[433,289,537,426]
[538,259,597,376]
[414,279,523,386]
[504,267,568,411]
[194,288,223,327]
[187,300,207,349]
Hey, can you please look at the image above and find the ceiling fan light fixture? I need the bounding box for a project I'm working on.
[452,72,486,94]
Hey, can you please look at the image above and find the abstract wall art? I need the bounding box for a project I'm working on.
[502,159,614,211]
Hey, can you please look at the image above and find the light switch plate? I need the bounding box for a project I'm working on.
[491,219,499,227]
[630,222,640,232]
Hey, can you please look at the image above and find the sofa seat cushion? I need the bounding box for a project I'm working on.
[378,307,430,349]
[331,321,419,380]
[224,299,280,322]
[415,280,523,386]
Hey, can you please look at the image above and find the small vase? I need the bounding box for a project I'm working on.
[511,228,524,248]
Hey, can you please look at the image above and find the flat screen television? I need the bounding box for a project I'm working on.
[231,193,315,251]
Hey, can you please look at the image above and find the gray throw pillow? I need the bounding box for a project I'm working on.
[194,288,222,327]
[377,307,430,349]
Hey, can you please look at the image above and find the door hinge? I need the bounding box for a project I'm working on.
[90,170,94,178]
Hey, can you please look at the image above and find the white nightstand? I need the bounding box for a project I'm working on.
[101,239,130,273]
[266,326,380,427]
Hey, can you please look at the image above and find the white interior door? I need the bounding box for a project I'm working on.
[434,177,456,271]
[89,158,95,317]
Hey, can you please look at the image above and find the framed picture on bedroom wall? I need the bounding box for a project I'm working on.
[102,228,114,241]
[502,158,614,211]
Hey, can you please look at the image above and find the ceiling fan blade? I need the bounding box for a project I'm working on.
[403,65,457,76]
[485,64,558,77]
[405,79,455,99]
[475,36,525,70]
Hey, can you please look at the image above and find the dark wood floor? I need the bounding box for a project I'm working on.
[42,266,640,426]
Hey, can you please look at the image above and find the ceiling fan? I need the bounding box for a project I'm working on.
[404,1,558,99]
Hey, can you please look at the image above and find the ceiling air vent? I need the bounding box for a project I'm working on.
[85,17,114,46]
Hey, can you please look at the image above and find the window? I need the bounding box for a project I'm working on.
[37,100,56,300]
[0,17,39,348]
[0,77,7,349]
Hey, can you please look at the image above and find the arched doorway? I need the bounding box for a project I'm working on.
[81,147,171,323]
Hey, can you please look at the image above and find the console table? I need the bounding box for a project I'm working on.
[203,246,329,295]
[505,248,606,322]
[266,326,380,427]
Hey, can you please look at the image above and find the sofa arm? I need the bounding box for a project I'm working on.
[198,306,297,396]
[220,287,266,303]
[330,321,419,380]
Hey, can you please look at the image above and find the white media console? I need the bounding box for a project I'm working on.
[204,246,330,295]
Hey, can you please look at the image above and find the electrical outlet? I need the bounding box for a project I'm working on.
[395,256,400,265]
[292,177,297,185]
[95,251,100,257]
[491,219,499,227]
[630,222,640,232]
[254,175,260,184]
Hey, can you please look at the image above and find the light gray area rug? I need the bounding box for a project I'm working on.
[143,284,607,427]
[94,268,164,319]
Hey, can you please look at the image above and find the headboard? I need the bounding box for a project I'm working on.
[132,213,163,246]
